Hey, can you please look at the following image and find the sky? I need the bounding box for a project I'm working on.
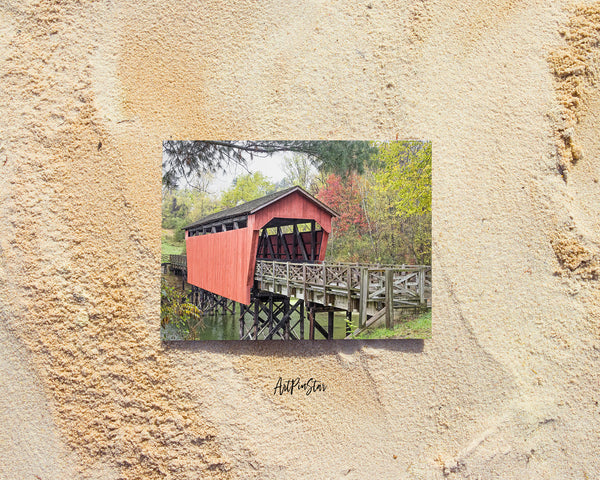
[206,150,290,195]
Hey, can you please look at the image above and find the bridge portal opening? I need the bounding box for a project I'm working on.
[256,218,324,262]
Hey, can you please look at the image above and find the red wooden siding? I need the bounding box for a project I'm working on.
[186,227,256,304]
[318,231,329,262]
[186,189,334,305]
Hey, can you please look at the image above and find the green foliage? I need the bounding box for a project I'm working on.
[375,141,432,218]
[324,224,374,263]
[160,278,204,339]
[220,172,276,208]
[161,230,185,255]
[161,187,220,253]
[404,213,432,265]
[345,312,359,333]
[370,141,432,264]
[161,140,432,267]
[307,141,378,176]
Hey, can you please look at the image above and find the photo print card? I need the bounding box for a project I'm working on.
[161,140,431,341]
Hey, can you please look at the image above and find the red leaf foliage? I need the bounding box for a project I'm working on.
[317,174,369,234]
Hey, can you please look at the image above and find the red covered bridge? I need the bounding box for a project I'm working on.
[184,186,337,305]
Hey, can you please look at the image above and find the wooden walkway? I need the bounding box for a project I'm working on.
[254,260,431,328]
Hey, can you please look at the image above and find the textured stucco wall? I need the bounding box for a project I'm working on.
[0,1,599,479]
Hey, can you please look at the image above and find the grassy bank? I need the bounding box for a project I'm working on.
[355,310,431,339]
[162,229,185,256]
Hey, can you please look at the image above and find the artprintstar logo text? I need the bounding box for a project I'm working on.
[273,377,327,396]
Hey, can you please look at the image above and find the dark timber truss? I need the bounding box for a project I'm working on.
[190,286,237,316]
[256,220,322,262]
[188,286,348,340]
[237,290,342,340]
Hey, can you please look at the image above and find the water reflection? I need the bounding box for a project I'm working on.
[161,308,352,341]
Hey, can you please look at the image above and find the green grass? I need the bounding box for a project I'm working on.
[355,310,431,339]
[161,229,185,256]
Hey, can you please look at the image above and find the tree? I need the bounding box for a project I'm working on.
[317,173,374,262]
[302,141,378,177]
[318,173,369,234]
[375,141,432,218]
[374,141,432,264]
[162,140,376,189]
[219,172,276,208]
[161,278,204,340]
[281,153,319,193]
[162,187,219,247]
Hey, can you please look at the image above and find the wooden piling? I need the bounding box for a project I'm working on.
[299,301,305,340]
[268,295,274,334]
[308,302,315,340]
[418,266,425,306]
[239,304,246,339]
[253,299,259,340]
[385,268,393,329]
[359,267,369,328]
[284,297,290,340]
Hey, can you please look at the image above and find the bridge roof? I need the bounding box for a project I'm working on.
[184,186,338,230]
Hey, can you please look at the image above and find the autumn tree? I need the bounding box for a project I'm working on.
[317,173,374,262]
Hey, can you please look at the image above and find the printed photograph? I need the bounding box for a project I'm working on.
[161,141,431,340]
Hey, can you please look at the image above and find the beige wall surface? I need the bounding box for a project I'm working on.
[0,1,599,479]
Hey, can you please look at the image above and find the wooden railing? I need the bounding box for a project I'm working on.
[169,255,187,270]
[254,260,431,327]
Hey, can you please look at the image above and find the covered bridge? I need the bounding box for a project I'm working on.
[184,186,338,305]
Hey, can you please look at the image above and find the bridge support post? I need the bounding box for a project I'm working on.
[359,267,369,328]
[283,297,291,341]
[327,311,334,340]
[239,291,301,340]
[253,298,260,340]
[299,301,305,340]
[308,302,315,340]
[268,295,274,335]
[239,304,246,339]
[385,269,393,329]
[418,267,426,307]
[304,302,333,340]
[191,288,237,317]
